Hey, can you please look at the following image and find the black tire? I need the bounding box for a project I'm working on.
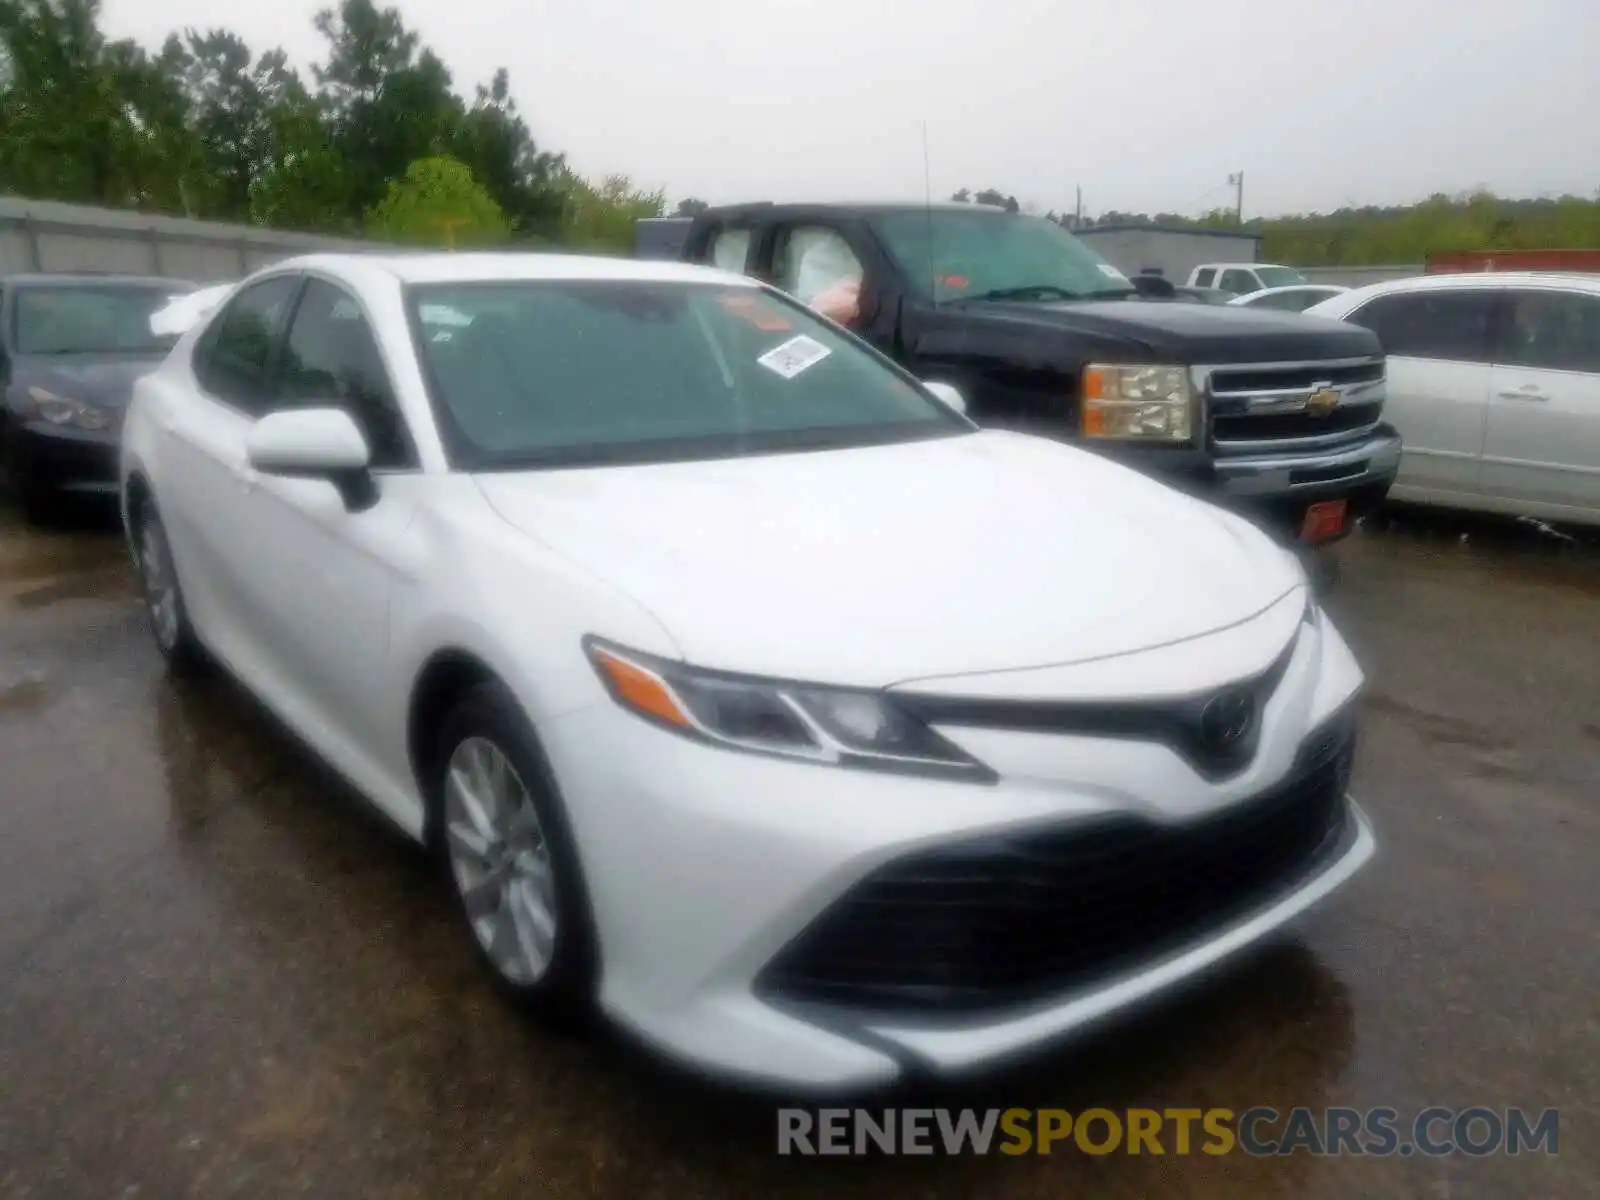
[430,680,598,1024]
[130,492,208,673]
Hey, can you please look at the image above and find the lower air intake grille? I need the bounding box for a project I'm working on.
[759,720,1355,1016]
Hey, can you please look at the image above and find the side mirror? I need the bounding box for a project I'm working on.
[922,380,967,415]
[246,407,377,511]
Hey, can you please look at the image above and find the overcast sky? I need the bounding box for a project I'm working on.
[104,0,1599,218]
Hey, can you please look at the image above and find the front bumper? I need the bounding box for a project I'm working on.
[4,418,120,496]
[1091,425,1400,543]
[538,609,1373,1090]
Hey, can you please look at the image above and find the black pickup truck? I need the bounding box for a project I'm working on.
[679,201,1399,544]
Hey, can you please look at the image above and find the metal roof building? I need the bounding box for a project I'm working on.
[1075,224,1263,282]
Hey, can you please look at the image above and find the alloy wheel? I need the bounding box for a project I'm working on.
[443,736,560,984]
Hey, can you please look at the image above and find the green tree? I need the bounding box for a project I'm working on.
[312,0,463,219]
[165,29,321,222]
[675,196,708,216]
[0,0,199,209]
[450,66,565,239]
[558,170,665,253]
[365,154,508,246]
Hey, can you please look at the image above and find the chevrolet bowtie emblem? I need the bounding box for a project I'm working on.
[1306,385,1340,416]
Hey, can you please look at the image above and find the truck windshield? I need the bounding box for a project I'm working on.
[869,211,1130,303]
[1256,266,1307,289]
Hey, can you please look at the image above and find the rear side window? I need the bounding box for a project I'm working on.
[1349,290,1496,362]
[1194,268,1216,287]
[706,227,752,274]
[1499,289,1600,374]
[196,275,300,411]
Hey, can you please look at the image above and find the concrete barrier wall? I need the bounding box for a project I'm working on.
[0,195,383,282]
[1297,264,1424,288]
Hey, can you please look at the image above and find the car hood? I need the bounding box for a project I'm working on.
[9,355,164,408]
[948,296,1381,364]
[474,431,1302,688]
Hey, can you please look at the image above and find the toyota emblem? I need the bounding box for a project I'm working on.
[1198,690,1256,753]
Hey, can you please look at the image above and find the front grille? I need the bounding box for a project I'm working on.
[759,720,1355,1017]
[1212,404,1377,444]
[1206,357,1385,453]
[1209,361,1384,394]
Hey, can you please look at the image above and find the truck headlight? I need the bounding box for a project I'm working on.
[1081,364,1193,442]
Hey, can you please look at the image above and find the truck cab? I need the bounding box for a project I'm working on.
[682,202,1399,544]
[1189,262,1309,295]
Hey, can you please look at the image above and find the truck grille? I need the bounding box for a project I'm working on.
[1205,357,1385,455]
[759,716,1357,1017]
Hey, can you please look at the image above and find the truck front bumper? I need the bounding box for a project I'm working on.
[1091,425,1401,544]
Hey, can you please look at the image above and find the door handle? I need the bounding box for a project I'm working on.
[1497,387,1550,402]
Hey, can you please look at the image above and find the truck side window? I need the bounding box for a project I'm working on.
[1351,291,1496,363]
[773,226,864,326]
[1194,268,1216,287]
[1219,269,1257,295]
[706,227,752,274]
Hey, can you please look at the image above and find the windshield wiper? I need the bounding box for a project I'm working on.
[962,284,1082,302]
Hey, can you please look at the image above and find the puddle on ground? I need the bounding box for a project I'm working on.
[7,566,137,610]
[1362,691,1510,752]
[0,676,51,715]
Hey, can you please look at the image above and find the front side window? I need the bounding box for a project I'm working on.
[1499,290,1600,374]
[408,280,966,469]
[195,275,301,410]
[1194,268,1216,287]
[772,226,865,324]
[13,284,194,356]
[869,210,1128,303]
[1350,290,1496,362]
[1255,266,1308,289]
[1219,269,1259,295]
[277,279,415,467]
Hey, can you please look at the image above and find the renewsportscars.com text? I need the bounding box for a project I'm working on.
[776,1106,1560,1157]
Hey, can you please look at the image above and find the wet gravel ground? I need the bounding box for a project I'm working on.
[0,500,1595,1199]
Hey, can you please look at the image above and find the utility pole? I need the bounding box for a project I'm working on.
[1228,171,1244,224]
[1075,185,1083,228]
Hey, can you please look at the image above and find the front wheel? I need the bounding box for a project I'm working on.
[132,494,207,672]
[431,682,597,1022]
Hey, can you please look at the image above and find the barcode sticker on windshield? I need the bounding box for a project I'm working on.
[757,335,831,379]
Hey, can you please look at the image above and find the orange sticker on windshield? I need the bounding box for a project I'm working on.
[718,293,792,331]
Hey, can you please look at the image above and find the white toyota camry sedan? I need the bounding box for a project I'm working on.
[120,252,1375,1089]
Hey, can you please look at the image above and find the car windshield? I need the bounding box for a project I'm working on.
[868,210,1130,303]
[408,280,968,469]
[14,284,193,356]
[1256,266,1307,289]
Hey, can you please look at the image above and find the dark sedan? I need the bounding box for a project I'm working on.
[0,274,195,520]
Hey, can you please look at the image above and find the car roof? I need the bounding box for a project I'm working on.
[265,252,756,288]
[1332,271,1600,305]
[1246,284,1347,295]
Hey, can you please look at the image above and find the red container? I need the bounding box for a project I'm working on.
[1425,248,1600,275]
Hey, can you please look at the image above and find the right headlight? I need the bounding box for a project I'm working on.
[584,638,995,783]
[1081,364,1193,442]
